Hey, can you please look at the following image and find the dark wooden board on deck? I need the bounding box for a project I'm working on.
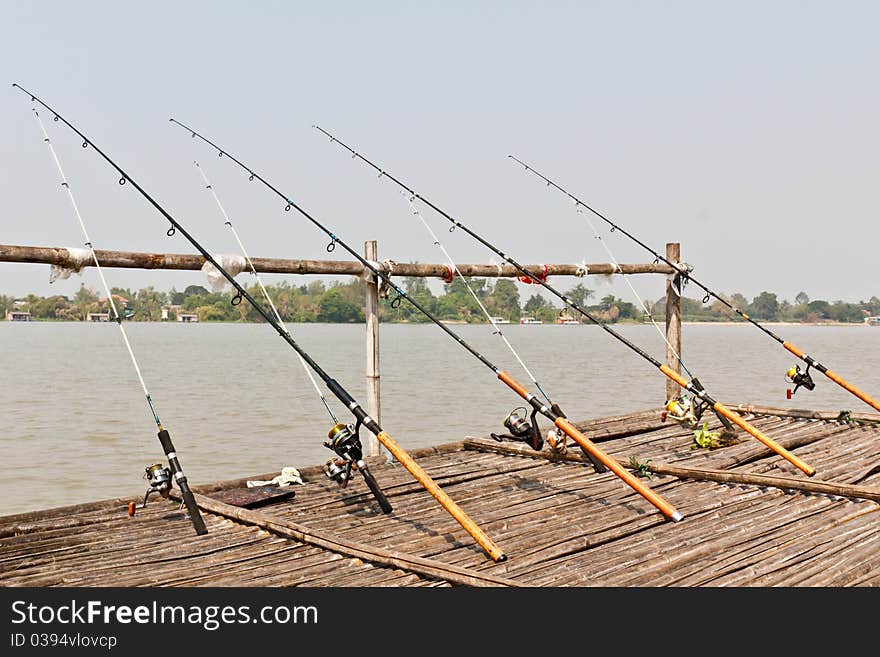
[207,485,296,509]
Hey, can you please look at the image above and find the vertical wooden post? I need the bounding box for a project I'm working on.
[364,240,382,457]
[665,242,682,402]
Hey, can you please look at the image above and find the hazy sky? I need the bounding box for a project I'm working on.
[1,1,878,306]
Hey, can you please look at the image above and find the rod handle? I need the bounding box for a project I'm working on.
[554,418,683,522]
[782,341,805,359]
[712,403,816,476]
[823,370,880,413]
[359,464,393,514]
[375,431,506,562]
[157,429,209,534]
[180,487,209,535]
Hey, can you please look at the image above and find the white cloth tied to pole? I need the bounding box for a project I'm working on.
[359,259,383,283]
[246,467,304,488]
[201,254,248,291]
[49,247,92,283]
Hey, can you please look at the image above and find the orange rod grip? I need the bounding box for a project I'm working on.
[659,363,690,388]
[712,403,815,476]
[554,418,683,522]
[782,341,805,359]
[497,370,531,398]
[823,370,880,413]
[375,431,506,562]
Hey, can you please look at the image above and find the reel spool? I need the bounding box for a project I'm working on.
[785,364,815,398]
[662,396,699,428]
[491,406,543,450]
[503,407,532,439]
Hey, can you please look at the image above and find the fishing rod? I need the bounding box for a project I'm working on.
[13,85,505,563]
[25,106,207,536]
[511,156,880,415]
[313,126,817,478]
[168,118,684,524]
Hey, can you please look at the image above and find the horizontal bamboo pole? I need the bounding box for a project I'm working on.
[0,243,673,278]
[171,491,522,587]
[462,438,880,503]
[727,403,880,425]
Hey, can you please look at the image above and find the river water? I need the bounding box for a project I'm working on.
[2,321,878,516]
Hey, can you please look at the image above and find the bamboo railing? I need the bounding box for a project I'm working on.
[0,241,683,455]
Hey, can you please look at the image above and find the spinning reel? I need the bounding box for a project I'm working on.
[662,395,707,429]
[491,406,543,450]
[785,364,815,398]
[323,422,364,487]
[322,421,392,514]
[130,463,173,515]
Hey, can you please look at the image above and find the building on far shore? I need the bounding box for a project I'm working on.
[161,304,182,320]
[87,312,111,322]
[5,310,31,321]
[177,312,199,323]
[866,316,880,326]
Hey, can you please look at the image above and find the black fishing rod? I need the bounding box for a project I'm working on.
[18,101,207,536]
[12,85,507,562]
[313,126,817,478]
[511,156,880,415]
[168,118,685,523]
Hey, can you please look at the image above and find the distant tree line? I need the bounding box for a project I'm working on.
[3,280,879,324]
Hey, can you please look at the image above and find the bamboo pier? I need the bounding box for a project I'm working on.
[1,406,877,586]
[4,241,875,586]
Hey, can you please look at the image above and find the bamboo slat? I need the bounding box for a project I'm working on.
[462,438,880,502]
[177,492,522,587]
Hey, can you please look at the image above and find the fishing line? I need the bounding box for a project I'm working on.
[193,160,339,424]
[572,197,694,380]
[511,156,880,414]
[314,126,816,478]
[167,117,687,523]
[402,191,554,404]
[14,84,505,560]
[29,106,208,535]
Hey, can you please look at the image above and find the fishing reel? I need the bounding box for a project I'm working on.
[323,421,365,487]
[490,406,543,450]
[786,364,815,398]
[661,395,704,428]
[322,421,393,514]
[128,463,174,516]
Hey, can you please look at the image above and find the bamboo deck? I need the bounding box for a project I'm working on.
[1,405,878,587]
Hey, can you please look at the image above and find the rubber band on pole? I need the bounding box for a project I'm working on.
[517,263,549,285]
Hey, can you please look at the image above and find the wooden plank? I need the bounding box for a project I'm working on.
[175,491,523,587]
[462,438,880,502]
[208,486,296,508]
